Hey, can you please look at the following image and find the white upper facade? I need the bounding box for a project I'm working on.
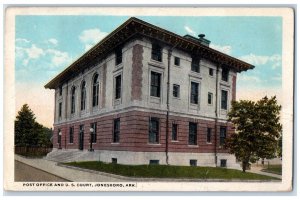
[54,37,237,125]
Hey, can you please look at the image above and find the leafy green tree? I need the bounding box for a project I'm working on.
[15,104,53,147]
[226,96,282,172]
[15,104,37,147]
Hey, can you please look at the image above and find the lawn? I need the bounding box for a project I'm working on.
[64,161,279,180]
[261,165,282,175]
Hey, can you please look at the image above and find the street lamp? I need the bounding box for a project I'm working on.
[58,131,62,149]
[89,127,94,152]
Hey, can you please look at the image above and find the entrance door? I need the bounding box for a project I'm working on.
[79,125,84,150]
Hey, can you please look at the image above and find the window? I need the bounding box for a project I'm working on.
[189,122,197,145]
[174,57,180,66]
[209,68,214,76]
[208,92,213,105]
[58,102,62,118]
[149,160,159,165]
[151,43,162,62]
[112,158,117,164]
[91,122,97,143]
[191,57,200,73]
[59,85,63,96]
[115,75,122,99]
[221,90,228,110]
[190,82,199,104]
[92,74,99,107]
[190,159,197,166]
[172,123,178,141]
[220,159,227,167]
[222,68,229,82]
[150,71,161,97]
[115,47,122,65]
[81,81,86,110]
[71,86,76,114]
[173,84,180,98]
[220,126,227,146]
[69,127,74,143]
[207,128,212,143]
[113,118,120,143]
[149,117,159,144]
[57,129,61,144]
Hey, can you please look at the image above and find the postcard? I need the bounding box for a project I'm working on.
[4,7,294,192]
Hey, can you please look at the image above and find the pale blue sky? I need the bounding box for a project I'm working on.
[15,15,282,126]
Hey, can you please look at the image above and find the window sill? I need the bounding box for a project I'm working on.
[189,71,202,79]
[147,143,161,145]
[111,143,120,145]
[149,60,165,69]
[171,140,179,143]
[188,145,199,147]
[220,81,230,87]
[113,64,123,73]
[150,96,161,104]
[206,142,212,144]
[172,97,181,100]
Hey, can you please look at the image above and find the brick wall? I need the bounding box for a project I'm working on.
[53,110,232,153]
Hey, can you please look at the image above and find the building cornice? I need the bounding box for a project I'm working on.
[45,17,254,89]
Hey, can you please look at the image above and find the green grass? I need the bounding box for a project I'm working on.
[261,165,282,175]
[64,161,279,180]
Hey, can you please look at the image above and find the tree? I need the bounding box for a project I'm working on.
[226,96,282,172]
[15,104,52,147]
[15,104,37,147]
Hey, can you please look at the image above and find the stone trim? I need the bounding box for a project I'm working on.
[131,44,143,101]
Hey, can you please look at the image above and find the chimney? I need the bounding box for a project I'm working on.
[183,34,211,47]
[198,34,211,47]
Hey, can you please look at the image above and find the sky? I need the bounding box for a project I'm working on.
[15,15,282,127]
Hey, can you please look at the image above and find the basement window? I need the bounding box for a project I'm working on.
[149,160,160,165]
[112,158,117,164]
[190,160,197,166]
[220,159,227,167]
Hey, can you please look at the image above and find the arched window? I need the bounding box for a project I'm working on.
[71,86,76,114]
[81,81,86,110]
[92,74,99,107]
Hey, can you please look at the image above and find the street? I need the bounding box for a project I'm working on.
[14,160,69,182]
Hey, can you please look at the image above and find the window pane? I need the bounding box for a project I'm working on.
[221,90,228,110]
[191,82,199,104]
[149,118,159,143]
[115,75,122,99]
[115,48,122,65]
[222,68,229,82]
[150,72,161,97]
[189,122,197,145]
[207,128,211,143]
[220,127,227,146]
[172,124,178,141]
[113,119,120,143]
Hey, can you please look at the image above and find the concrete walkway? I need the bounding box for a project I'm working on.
[15,155,281,182]
[248,166,282,179]
[15,155,125,182]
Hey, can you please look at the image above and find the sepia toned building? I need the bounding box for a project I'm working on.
[45,17,254,168]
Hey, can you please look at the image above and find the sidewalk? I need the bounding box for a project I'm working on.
[15,155,281,182]
[248,166,282,179]
[15,155,125,182]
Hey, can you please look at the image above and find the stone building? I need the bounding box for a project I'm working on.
[45,17,254,168]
